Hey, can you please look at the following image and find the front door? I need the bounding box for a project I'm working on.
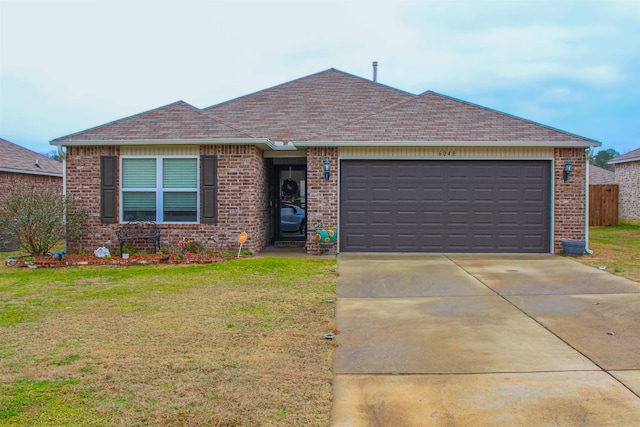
[275,166,306,240]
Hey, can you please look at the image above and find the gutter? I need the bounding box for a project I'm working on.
[0,167,62,178]
[293,140,600,148]
[49,138,284,151]
[609,155,640,165]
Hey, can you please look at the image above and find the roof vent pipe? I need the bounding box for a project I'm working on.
[372,61,378,82]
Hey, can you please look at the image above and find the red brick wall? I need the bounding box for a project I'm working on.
[64,145,269,255]
[196,145,269,253]
[65,146,120,253]
[553,147,587,253]
[0,171,62,197]
[64,145,589,255]
[306,147,338,254]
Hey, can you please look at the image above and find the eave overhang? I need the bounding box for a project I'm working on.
[49,138,300,152]
[609,155,640,165]
[0,168,63,178]
[293,140,601,148]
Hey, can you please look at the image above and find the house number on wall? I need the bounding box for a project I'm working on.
[438,150,457,157]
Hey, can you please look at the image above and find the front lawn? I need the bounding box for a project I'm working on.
[575,225,640,282]
[0,257,337,426]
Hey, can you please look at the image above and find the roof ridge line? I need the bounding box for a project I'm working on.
[204,68,414,111]
[201,110,258,139]
[203,68,338,111]
[181,101,257,138]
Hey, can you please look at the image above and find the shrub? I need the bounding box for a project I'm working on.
[0,182,87,256]
[189,240,205,253]
[116,243,138,257]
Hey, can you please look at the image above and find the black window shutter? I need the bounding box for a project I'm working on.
[200,155,218,223]
[100,155,117,223]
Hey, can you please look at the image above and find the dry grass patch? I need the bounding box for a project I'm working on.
[574,225,640,282]
[0,257,336,426]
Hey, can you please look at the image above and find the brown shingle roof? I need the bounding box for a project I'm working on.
[51,68,600,147]
[589,165,615,184]
[203,68,414,142]
[305,91,597,143]
[0,137,62,176]
[609,147,640,164]
[52,101,253,143]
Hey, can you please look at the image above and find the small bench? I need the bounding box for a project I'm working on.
[115,220,161,255]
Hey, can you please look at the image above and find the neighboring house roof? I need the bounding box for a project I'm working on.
[0,137,62,177]
[589,165,616,184]
[301,91,596,145]
[52,101,256,144]
[50,68,601,149]
[608,147,640,165]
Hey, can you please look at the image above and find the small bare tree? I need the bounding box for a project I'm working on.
[0,182,86,256]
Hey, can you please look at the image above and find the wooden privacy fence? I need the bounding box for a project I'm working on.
[589,184,618,226]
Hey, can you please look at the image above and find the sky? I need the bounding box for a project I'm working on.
[1,0,639,156]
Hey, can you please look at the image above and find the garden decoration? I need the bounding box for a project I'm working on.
[94,246,111,259]
[178,237,191,259]
[238,232,247,258]
[314,221,337,254]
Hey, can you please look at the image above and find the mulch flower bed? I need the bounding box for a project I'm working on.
[5,253,238,268]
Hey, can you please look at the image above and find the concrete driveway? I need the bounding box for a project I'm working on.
[332,254,640,426]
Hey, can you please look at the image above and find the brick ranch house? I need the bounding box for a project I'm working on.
[51,68,600,255]
[0,137,63,250]
[609,147,640,224]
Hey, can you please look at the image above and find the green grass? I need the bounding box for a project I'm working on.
[0,256,337,426]
[0,377,97,426]
[576,225,640,282]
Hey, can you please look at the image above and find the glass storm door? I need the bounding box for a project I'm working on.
[276,167,306,240]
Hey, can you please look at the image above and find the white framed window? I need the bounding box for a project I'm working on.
[121,156,198,223]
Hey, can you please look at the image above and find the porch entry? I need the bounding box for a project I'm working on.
[274,165,307,241]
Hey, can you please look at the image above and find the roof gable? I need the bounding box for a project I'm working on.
[305,91,598,144]
[0,138,62,176]
[52,101,253,143]
[204,68,415,142]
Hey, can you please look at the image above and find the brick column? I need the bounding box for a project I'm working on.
[306,147,338,254]
[553,147,587,253]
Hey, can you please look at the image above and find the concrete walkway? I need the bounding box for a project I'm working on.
[332,254,640,426]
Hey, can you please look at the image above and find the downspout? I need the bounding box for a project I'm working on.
[57,144,66,161]
[57,145,68,252]
[584,148,593,254]
[57,145,67,198]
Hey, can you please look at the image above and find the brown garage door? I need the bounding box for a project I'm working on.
[340,160,551,253]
